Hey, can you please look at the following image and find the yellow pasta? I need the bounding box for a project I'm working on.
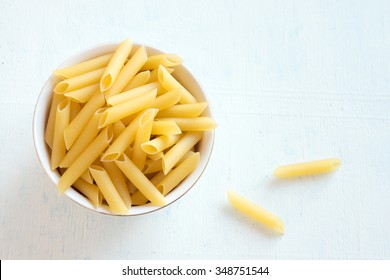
[63,90,105,149]
[98,90,157,128]
[112,120,126,140]
[65,83,99,103]
[151,121,182,135]
[44,93,65,149]
[149,67,174,82]
[73,178,103,208]
[143,158,162,174]
[156,102,208,118]
[227,190,285,234]
[158,65,197,104]
[141,54,182,70]
[106,82,159,106]
[114,154,166,206]
[100,111,143,162]
[100,38,133,92]
[58,125,113,194]
[60,108,105,168]
[54,53,113,79]
[123,70,150,91]
[105,46,148,98]
[157,152,200,195]
[80,169,94,184]
[51,99,71,170]
[157,117,217,131]
[162,131,202,174]
[103,161,132,208]
[89,165,129,215]
[147,151,164,161]
[274,158,341,178]
[131,171,165,205]
[54,67,105,94]
[152,87,182,111]
[131,109,158,170]
[142,134,181,155]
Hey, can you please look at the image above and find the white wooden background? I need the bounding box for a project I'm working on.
[0,0,389,259]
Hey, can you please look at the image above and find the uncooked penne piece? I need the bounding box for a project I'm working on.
[274,158,341,178]
[60,108,105,168]
[58,126,113,194]
[106,82,159,106]
[141,54,182,70]
[162,131,202,174]
[131,171,165,205]
[151,88,182,111]
[147,152,164,161]
[103,161,132,208]
[69,101,81,122]
[100,111,143,162]
[151,121,182,135]
[63,90,105,149]
[149,67,174,82]
[54,53,113,79]
[142,134,181,155]
[157,117,217,131]
[123,70,150,91]
[114,154,166,206]
[98,90,157,128]
[227,190,285,234]
[105,46,148,98]
[51,99,71,170]
[158,65,196,104]
[80,169,94,184]
[54,67,105,94]
[112,120,126,140]
[73,178,103,208]
[45,93,65,149]
[156,102,208,118]
[100,38,133,92]
[65,83,99,103]
[89,165,129,215]
[132,109,158,170]
[143,158,162,174]
[157,152,200,195]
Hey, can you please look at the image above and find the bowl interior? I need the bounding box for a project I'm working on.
[33,43,214,216]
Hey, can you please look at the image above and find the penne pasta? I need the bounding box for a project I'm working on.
[69,101,81,122]
[147,151,164,161]
[158,65,197,104]
[149,67,174,82]
[60,108,105,168]
[112,120,126,140]
[142,134,181,155]
[100,38,133,92]
[123,70,151,91]
[100,111,143,162]
[141,54,182,70]
[274,158,341,178]
[151,121,182,135]
[157,117,217,131]
[54,67,105,94]
[157,152,200,195]
[80,169,94,184]
[103,161,132,208]
[44,93,65,149]
[151,87,182,111]
[54,53,113,79]
[227,190,285,234]
[162,131,202,174]
[105,46,148,98]
[73,178,103,208]
[143,158,162,174]
[114,154,166,206]
[131,109,158,170]
[156,102,208,118]
[98,90,157,128]
[106,82,159,106]
[89,165,129,215]
[65,83,99,103]
[58,125,113,194]
[51,99,71,170]
[130,171,166,205]
[63,90,105,149]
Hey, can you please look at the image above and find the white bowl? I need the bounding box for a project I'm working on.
[33,43,214,216]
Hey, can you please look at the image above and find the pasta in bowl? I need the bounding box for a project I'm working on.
[33,39,215,216]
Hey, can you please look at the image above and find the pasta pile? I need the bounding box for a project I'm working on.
[45,38,216,214]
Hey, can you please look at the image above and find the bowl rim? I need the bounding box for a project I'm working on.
[32,41,215,216]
